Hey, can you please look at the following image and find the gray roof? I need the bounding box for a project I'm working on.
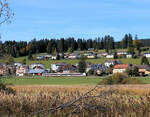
[136,65,150,71]
[28,69,45,74]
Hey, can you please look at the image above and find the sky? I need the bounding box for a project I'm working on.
[0,0,150,42]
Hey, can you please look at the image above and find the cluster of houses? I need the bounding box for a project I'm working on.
[35,52,150,61]
[0,57,150,77]
[35,52,97,60]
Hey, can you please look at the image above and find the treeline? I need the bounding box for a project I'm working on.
[0,34,149,57]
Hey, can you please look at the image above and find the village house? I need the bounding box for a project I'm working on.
[87,53,97,59]
[29,63,45,70]
[117,52,127,58]
[96,54,102,58]
[36,56,45,60]
[117,52,127,56]
[44,55,52,60]
[113,64,130,74]
[28,69,46,76]
[27,63,46,76]
[57,64,77,73]
[0,64,16,76]
[14,62,22,69]
[83,52,97,59]
[126,54,132,58]
[105,59,122,67]
[101,53,108,57]
[51,55,57,60]
[0,64,7,76]
[88,48,94,51]
[16,65,29,76]
[83,53,89,57]
[91,64,108,75]
[144,53,150,58]
[51,62,66,72]
[106,54,114,59]
[136,65,150,75]
[85,62,94,73]
[68,53,80,59]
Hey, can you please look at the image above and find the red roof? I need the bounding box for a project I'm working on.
[114,64,129,69]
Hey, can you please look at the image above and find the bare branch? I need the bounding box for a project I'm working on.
[0,0,13,25]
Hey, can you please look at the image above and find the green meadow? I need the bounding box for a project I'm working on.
[1,76,150,85]
[14,57,148,69]
[2,76,102,85]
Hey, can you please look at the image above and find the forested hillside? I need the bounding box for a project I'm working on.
[0,34,149,58]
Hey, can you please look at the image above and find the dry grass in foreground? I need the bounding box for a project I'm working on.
[1,85,150,117]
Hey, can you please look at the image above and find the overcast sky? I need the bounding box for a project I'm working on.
[0,0,150,42]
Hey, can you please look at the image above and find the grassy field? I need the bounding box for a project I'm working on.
[1,76,150,85]
[2,76,102,85]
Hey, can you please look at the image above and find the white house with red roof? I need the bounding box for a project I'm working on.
[113,64,129,74]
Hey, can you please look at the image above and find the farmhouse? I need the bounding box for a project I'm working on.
[28,69,46,76]
[0,64,16,76]
[113,64,129,74]
[136,65,150,75]
[44,55,52,60]
[87,54,97,59]
[101,53,108,57]
[106,54,114,59]
[0,65,7,76]
[51,62,66,72]
[126,54,132,58]
[57,64,77,73]
[105,59,122,67]
[88,48,94,51]
[14,63,22,68]
[85,62,94,73]
[117,52,127,56]
[36,56,45,60]
[68,53,79,59]
[51,55,57,60]
[29,63,44,70]
[144,53,150,58]
[16,65,29,76]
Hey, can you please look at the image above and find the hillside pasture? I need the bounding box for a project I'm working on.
[14,57,148,69]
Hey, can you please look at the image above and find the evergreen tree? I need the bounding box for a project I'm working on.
[8,57,14,65]
[132,66,139,76]
[78,55,86,73]
[77,39,83,51]
[22,59,26,65]
[128,34,133,47]
[127,46,135,56]
[133,35,142,56]
[67,48,73,54]
[141,56,150,66]
[58,38,64,53]
[47,41,52,54]
[56,54,60,60]
[114,51,118,59]
[122,34,128,49]
[53,48,57,55]
[28,51,33,60]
